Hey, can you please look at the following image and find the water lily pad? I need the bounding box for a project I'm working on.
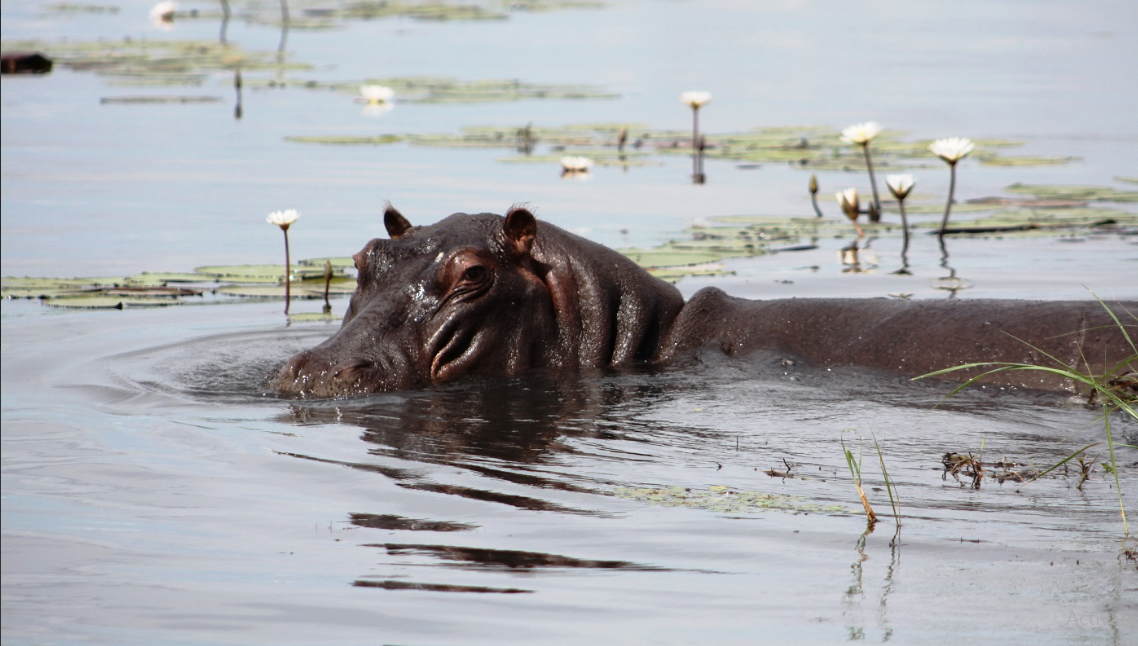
[610,485,849,515]
[648,265,733,282]
[1,38,311,82]
[287,311,340,323]
[43,295,183,309]
[1004,183,1138,203]
[619,249,725,268]
[194,264,332,281]
[2,286,90,299]
[1,276,127,289]
[298,257,355,269]
[46,4,120,14]
[215,280,354,298]
[901,202,999,215]
[100,96,223,104]
[125,272,217,285]
[976,155,1079,167]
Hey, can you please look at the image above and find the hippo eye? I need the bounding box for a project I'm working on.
[462,266,487,283]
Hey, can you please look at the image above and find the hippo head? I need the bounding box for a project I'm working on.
[273,205,559,397]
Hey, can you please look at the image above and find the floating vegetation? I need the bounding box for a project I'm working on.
[923,207,1136,236]
[976,154,1081,167]
[285,135,402,146]
[609,485,849,515]
[45,3,120,14]
[3,259,356,314]
[100,95,223,104]
[290,122,1078,174]
[0,37,310,80]
[1004,183,1138,203]
[261,76,618,104]
[223,0,606,29]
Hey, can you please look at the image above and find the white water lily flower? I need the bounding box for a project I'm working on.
[149,1,177,22]
[267,209,299,228]
[560,156,593,172]
[929,137,974,163]
[679,91,711,109]
[840,121,882,145]
[360,85,394,104]
[835,187,859,216]
[885,174,916,200]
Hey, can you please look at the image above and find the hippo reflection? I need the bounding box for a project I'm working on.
[273,206,1135,398]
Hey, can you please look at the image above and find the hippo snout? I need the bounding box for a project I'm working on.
[273,347,416,398]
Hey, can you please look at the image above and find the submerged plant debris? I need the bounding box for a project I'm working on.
[609,485,849,515]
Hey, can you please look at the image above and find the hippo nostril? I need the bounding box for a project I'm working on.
[333,358,376,382]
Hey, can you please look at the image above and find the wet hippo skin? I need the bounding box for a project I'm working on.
[273,207,1135,397]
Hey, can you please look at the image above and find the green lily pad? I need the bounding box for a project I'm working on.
[610,485,849,515]
[1004,183,1138,203]
[215,285,323,299]
[43,295,183,309]
[100,96,223,105]
[1115,177,1138,185]
[45,4,120,13]
[125,272,216,285]
[287,311,340,323]
[2,286,92,299]
[619,249,726,268]
[901,202,999,215]
[194,264,333,281]
[648,265,734,283]
[298,257,356,269]
[1,38,312,82]
[976,155,1079,167]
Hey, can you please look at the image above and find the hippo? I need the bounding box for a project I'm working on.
[273,206,1136,398]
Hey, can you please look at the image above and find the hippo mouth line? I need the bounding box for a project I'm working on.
[429,325,484,383]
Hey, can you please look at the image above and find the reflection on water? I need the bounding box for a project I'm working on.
[372,543,666,571]
[4,302,1136,643]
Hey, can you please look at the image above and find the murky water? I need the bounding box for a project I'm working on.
[3,0,1137,643]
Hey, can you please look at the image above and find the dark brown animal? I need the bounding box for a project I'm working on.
[272,206,1135,398]
[1,52,53,74]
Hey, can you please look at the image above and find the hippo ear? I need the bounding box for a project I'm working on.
[384,204,412,239]
[504,205,537,256]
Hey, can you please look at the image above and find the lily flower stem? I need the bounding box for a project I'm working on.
[938,161,957,241]
[281,227,291,316]
[811,192,824,218]
[898,199,910,257]
[691,106,700,151]
[861,143,881,215]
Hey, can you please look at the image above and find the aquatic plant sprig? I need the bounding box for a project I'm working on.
[929,137,975,241]
[836,187,864,237]
[915,295,1136,536]
[886,174,916,270]
[841,122,883,215]
[841,434,877,526]
[872,434,901,529]
[680,91,710,183]
[809,174,824,217]
[266,209,299,315]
